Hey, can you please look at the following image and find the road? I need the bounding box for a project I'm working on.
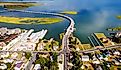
[9,9,75,70]
[1,9,121,70]
[78,44,121,53]
[25,52,37,70]
[0,9,75,70]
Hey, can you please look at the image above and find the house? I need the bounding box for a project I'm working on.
[0,64,7,70]
[14,61,23,70]
[0,27,7,36]
[76,47,80,51]
[112,59,120,65]
[3,59,14,63]
[81,65,85,69]
[114,51,120,55]
[96,65,103,70]
[34,64,41,70]
[53,46,59,51]
[6,29,14,35]
[115,32,121,38]
[11,52,18,59]
[82,55,89,61]
[14,28,21,34]
[0,52,9,58]
[0,42,6,48]
[93,60,100,64]
[38,43,44,51]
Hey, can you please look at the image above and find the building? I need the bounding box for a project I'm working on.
[14,61,23,70]
[34,64,41,70]
[82,55,89,61]
[0,27,7,36]
[0,42,6,48]
[115,32,121,38]
[0,64,7,70]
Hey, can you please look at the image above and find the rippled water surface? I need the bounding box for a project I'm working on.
[0,0,121,43]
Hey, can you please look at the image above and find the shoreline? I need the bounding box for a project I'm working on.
[106,26,121,31]
[0,16,64,24]
[59,11,78,15]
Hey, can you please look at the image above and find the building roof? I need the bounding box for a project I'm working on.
[82,55,89,61]
[34,64,41,70]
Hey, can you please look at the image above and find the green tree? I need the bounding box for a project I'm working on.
[6,63,12,68]
[25,52,31,59]
[52,52,58,62]
[50,61,59,70]
[35,56,47,70]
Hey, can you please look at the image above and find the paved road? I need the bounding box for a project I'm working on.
[25,52,37,70]
[0,9,75,70]
[10,9,75,70]
[77,44,121,53]
[1,9,121,70]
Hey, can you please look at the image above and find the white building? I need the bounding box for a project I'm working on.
[115,32,121,38]
[82,55,89,61]
[34,64,41,70]
[0,42,6,48]
[0,27,7,36]
[0,64,7,70]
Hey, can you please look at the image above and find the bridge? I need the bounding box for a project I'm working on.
[0,9,121,70]
[0,9,75,70]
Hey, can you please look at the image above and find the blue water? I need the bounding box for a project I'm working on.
[0,11,69,41]
[0,0,121,43]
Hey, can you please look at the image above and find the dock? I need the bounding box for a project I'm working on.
[94,33,115,47]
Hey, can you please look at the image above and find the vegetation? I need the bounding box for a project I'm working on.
[70,52,83,70]
[59,33,64,40]
[111,35,121,43]
[102,62,110,70]
[35,52,59,70]
[41,39,60,51]
[25,52,31,59]
[0,48,2,50]
[107,26,121,31]
[116,15,121,19]
[60,11,78,15]
[0,16,63,24]
[52,52,58,62]
[5,63,12,69]
[0,2,39,9]
[94,33,113,46]
[107,16,121,31]
[94,33,107,38]
[82,44,92,50]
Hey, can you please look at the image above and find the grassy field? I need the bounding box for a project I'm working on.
[117,15,121,19]
[0,2,39,9]
[94,33,107,39]
[60,11,78,15]
[107,26,121,31]
[82,44,92,50]
[94,33,113,46]
[0,16,63,24]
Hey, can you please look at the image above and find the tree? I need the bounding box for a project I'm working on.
[25,52,31,59]
[6,63,12,68]
[50,61,59,70]
[52,52,58,62]
[35,56,47,70]
[47,52,59,70]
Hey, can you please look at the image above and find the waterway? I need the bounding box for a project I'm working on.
[0,0,121,43]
